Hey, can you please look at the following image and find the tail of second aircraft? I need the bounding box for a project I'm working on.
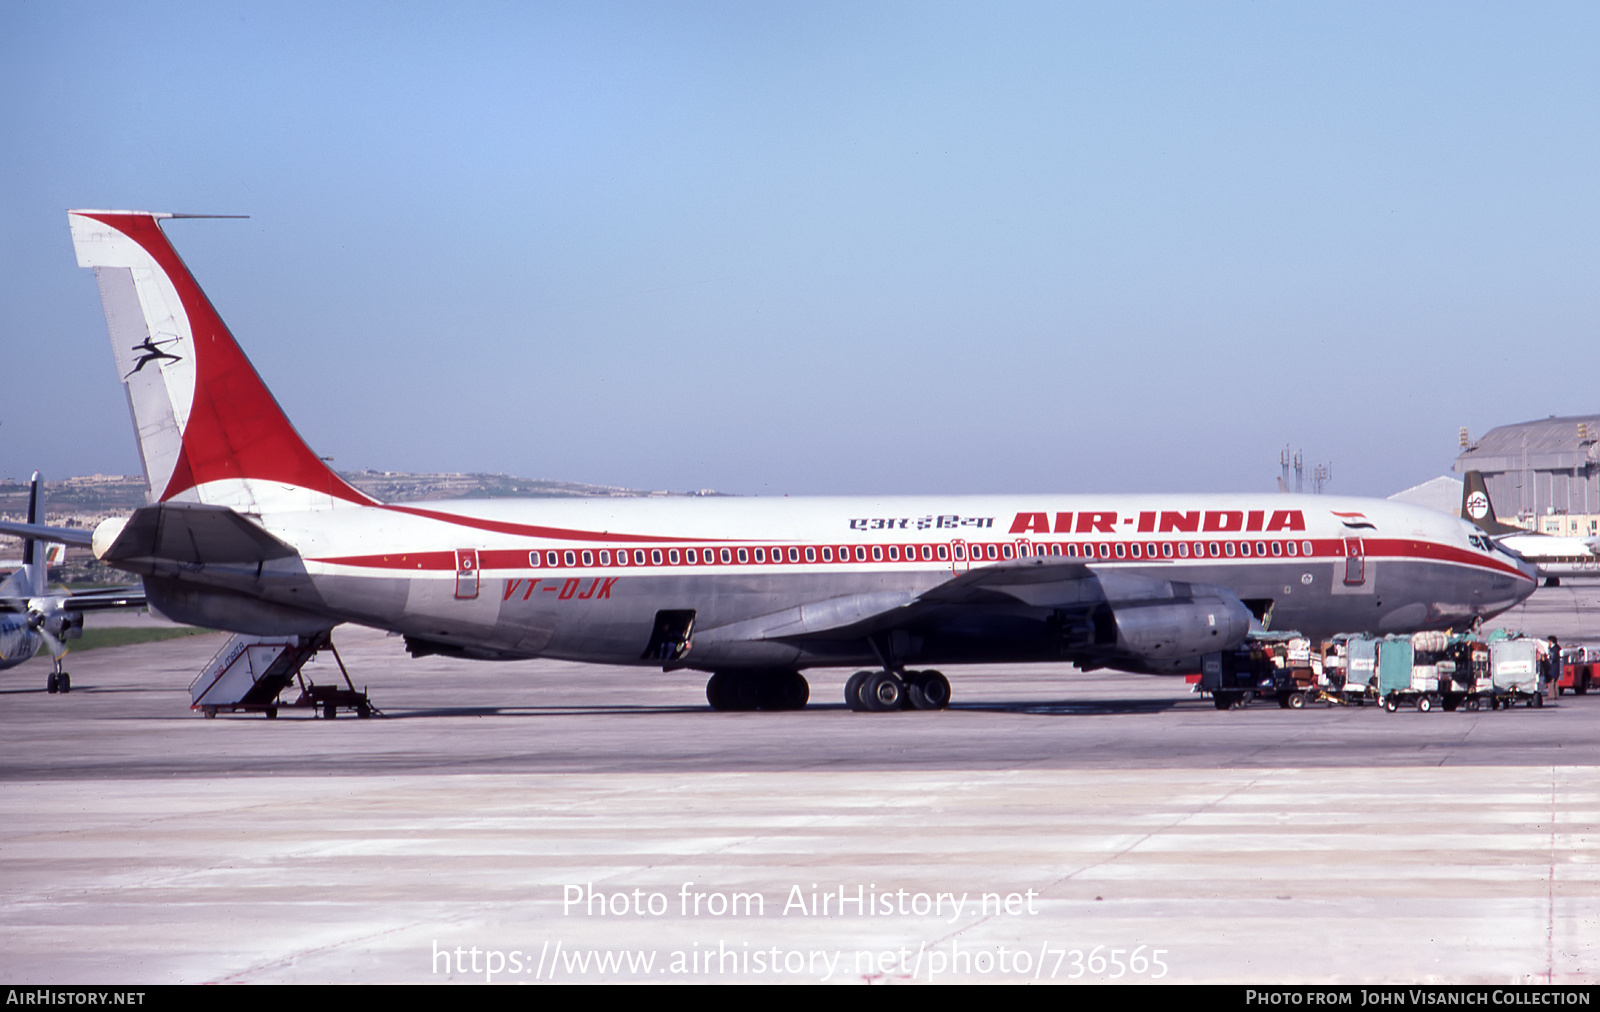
[1461,470,1522,536]
[0,473,49,599]
[68,211,374,513]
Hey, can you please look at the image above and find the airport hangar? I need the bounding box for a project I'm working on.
[1456,414,1600,539]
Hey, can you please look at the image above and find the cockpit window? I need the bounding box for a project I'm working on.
[1491,540,1525,561]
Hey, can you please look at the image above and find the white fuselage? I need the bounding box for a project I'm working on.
[1498,533,1600,579]
[106,489,1537,673]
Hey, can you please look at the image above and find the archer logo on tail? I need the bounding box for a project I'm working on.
[124,336,182,378]
[1008,509,1307,535]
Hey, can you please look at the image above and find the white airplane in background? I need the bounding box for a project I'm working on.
[5,210,1534,712]
[0,542,66,569]
[0,473,145,692]
[1459,470,1600,585]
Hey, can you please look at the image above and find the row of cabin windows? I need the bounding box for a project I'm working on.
[1039,539,1319,560]
[525,539,1321,569]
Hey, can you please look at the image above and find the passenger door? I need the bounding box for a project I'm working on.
[1343,538,1365,587]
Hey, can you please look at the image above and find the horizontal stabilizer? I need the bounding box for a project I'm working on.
[99,503,298,566]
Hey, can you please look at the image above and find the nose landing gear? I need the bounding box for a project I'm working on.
[45,658,70,694]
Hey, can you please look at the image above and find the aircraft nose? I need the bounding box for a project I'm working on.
[1515,560,1540,597]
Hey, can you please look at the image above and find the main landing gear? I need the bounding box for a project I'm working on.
[844,669,951,712]
[705,670,810,711]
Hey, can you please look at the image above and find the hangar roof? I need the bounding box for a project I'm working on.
[1454,414,1600,474]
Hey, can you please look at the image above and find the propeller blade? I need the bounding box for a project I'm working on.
[39,626,65,658]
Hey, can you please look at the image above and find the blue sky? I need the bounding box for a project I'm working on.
[3,2,1596,496]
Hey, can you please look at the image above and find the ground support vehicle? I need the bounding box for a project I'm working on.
[1442,636,1491,711]
[1376,631,1462,712]
[1200,641,1303,709]
[1556,646,1596,696]
[1483,635,1552,710]
[1333,636,1380,706]
[190,630,375,719]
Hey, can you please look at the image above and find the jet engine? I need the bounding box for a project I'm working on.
[1108,592,1254,663]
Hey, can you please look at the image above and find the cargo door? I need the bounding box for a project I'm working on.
[455,549,481,600]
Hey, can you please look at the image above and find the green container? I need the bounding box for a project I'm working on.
[1377,638,1415,695]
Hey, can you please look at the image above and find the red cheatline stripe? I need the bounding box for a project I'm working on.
[307,536,1531,581]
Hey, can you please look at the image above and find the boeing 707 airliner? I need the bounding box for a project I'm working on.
[7,211,1534,711]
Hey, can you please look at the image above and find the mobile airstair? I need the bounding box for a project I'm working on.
[189,630,375,719]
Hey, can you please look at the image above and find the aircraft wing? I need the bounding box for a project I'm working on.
[697,556,1100,643]
[914,556,1099,607]
[52,585,147,611]
[0,520,94,548]
[0,584,146,612]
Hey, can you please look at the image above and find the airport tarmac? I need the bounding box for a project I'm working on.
[2,584,1597,984]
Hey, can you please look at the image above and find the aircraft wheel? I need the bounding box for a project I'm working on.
[46,672,58,694]
[759,671,808,711]
[707,671,754,711]
[729,673,765,710]
[58,673,70,694]
[844,671,872,711]
[323,701,337,720]
[357,703,372,719]
[1417,695,1433,713]
[705,672,727,710]
[1288,692,1307,710]
[860,671,904,712]
[265,706,278,719]
[907,670,951,711]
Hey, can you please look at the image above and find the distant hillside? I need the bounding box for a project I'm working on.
[338,469,726,503]
[0,474,147,517]
[0,470,726,585]
[0,470,725,519]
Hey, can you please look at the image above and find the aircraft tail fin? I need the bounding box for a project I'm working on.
[25,472,45,595]
[67,211,375,513]
[1461,470,1521,536]
[1,473,50,598]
